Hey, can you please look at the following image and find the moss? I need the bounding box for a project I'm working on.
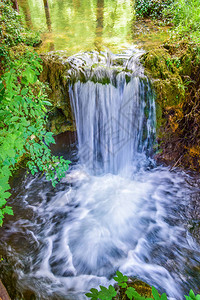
[116,279,153,299]
[142,40,200,171]
[40,54,74,133]
[47,108,75,135]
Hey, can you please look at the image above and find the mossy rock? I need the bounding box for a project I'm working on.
[47,108,75,135]
[116,279,153,299]
[40,54,75,132]
[142,40,200,171]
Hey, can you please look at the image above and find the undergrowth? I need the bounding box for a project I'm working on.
[134,0,173,20]
[169,0,200,43]
[135,0,200,44]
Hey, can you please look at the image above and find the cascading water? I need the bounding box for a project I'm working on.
[68,49,156,174]
[69,77,155,175]
[1,49,200,300]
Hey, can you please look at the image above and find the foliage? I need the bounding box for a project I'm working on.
[185,290,200,300]
[86,271,200,300]
[134,0,173,20]
[168,0,200,42]
[0,49,71,225]
[143,40,200,171]
[0,0,71,225]
[0,0,41,49]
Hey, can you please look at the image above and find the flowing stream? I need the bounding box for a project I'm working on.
[1,49,200,300]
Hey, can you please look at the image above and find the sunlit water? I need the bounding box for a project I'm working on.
[1,50,200,300]
[18,0,135,53]
[18,0,170,53]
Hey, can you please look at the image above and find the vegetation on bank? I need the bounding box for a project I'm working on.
[0,0,70,226]
[134,0,173,20]
[134,0,200,171]
[86,271,200,300]
[135,0,200,43]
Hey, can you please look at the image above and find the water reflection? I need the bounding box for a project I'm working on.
[43,0,52,32]
[19,0,134,53]
[18,0,33,29]
[94,0,104,51]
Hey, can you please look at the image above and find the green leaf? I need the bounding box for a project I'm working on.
[189,290,196,300]
[23,66,37,84]
[7,149,16,158]
[85,288,99,300]
[44,132,55,145]
[160,293,167,300]
[43,100,53,106]
[10,116,19,122]
[114,271,128,283]
[126,287,135,300]
[98,285,117,300]
[0,199,7,209]
[2,206,13,216]
[2,192,11,199]
[21,88,29,96]
[152,287,160,300]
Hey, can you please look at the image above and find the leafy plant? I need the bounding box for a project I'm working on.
[113,271,128,288]
[134,0,173,20]
[185,290,200,300]
[165,0,200,42]
[0,0,40,48]
[86,271,200,300]
[0,49,70,226]
[86,285,117,300]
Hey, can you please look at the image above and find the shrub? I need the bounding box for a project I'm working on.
[134,0,173,19]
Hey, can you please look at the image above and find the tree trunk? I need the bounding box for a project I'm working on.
[12,0,19,12]
[43,0,52,32]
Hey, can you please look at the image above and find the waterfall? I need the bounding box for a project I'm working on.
[68,50,156,174]
[1,50,197,300]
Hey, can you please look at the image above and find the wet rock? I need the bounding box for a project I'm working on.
[0,244,23,299]
[116,278,153,299]
[142,40,200,171]
[40,53,74,135]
